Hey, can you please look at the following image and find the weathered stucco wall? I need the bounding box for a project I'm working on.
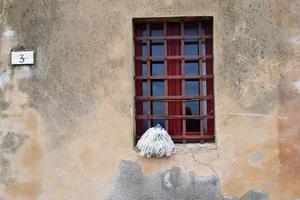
[0,0,299,199]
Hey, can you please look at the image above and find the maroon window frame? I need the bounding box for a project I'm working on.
[134,17,214,143]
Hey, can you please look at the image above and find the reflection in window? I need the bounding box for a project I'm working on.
[143,119,148,133]
[151,28,163,36]
[152,81,164,96]
[142,41,147,57]
[184,41,198,55]
[185,61,198,75]
[185,80,199,95]
[152,101,165,115]
[151,42,164,56]
[142,81,147,96]
[186,101,199,115]
[184,26,198,36]
[186,101,200,132]
[143,102,148,115]
[142,62,147,76]
[151,61,164,76]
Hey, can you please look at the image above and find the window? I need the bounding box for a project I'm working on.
[134,17,214,143]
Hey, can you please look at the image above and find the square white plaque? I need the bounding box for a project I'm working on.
[11,51,34,65]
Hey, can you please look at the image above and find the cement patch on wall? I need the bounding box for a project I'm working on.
[108,160,300,200]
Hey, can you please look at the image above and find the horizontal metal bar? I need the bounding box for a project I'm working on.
[136,135,214,140]
[135,35,213,41]
[135,75,213,80]
[134,55,213,61]
[171,135,215,140]
[135,95,214,101]
[136,114,214,120]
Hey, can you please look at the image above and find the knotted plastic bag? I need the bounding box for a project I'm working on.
[136,124,175,158]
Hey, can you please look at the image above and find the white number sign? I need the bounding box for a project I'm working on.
[11,51,34,65]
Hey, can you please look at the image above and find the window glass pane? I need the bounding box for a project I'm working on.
[152,81,164,96]
[151,29,163,36]
[143,119,148,133]
[184,41,198,55]
[142,29,147,37]
[186,101,199,115]
[151,61,164,76]
[184,26,198,36]
[142,42,147,57]
[152,119,165,128]
[186,101,200,132]
[142,81,148,96]
[151,42,164,56]
[152,101,165,115]
[143,102,148,115]
[142,62,147,76]
[185,61,198,75]
[185,80,199,95]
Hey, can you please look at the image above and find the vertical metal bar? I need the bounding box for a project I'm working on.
[164,22,169,132]
[146,23,151,128]
[198,21,204,137]
[181,21,186,143]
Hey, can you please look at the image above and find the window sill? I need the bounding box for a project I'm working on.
[175,142,217,151]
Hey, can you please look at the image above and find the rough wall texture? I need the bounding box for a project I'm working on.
[0,0,299,200]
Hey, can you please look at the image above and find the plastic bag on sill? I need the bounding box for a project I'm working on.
[136,124,175,158]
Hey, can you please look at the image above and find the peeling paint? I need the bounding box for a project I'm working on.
[293,81,300,93]
[2,29,15,37]
[0,68,12,89]
[290,36,300,45]
[0,131,27,153]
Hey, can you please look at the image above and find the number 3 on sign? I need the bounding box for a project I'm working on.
[11,51,34,65]
[19,54,25,63]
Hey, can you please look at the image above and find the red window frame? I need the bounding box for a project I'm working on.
[134,17,214,143]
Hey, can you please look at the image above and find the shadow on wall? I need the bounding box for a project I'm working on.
[108,160,300,200]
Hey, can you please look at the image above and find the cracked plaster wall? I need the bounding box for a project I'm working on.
[0,0,299,200]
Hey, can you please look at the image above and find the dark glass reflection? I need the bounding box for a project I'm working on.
[151,29,163,36]
[142,62,147,76]
[185,61,198,75]
[151,42,164,56]
[152,101,165,115]
[143,119,148,133]
[152,81,164,96]
[143,102,148,115]
[184,26,198,36]
[184,41,198,55]
[142,42,147,57]
[185,80,199,95]
[151,61,164,76]
[186,101,200,132]
[186,101,199,115]
[142,29,147,37]
[152,119,165,128]
[142,81,147,96]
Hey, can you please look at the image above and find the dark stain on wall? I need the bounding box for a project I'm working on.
[108,160,293,200]
[0,132,28,153]
[0,132,27,184]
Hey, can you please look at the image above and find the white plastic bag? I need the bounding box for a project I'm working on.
[136,124,175,158]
